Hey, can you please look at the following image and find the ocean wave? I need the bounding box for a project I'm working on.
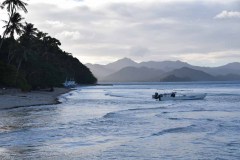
[168,118,180,120]
[210,93,240,96]
[105,93,128,98]
[58,90,78,103]
[178,109,218,113]
[103,106,169,119]
[152,125,197,136]
[105,91,152,99]
[103,112,118,119]
[168,117,214,122]
[127,106,167,111]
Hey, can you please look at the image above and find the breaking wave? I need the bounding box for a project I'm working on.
[152,125,197,136]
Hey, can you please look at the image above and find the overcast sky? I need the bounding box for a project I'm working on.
[0,0,240,66]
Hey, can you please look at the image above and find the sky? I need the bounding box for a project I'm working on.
[0,0,240,66]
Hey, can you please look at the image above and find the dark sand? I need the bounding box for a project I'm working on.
[0,88,71,109]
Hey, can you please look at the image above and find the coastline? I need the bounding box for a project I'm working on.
[0,88,72,110]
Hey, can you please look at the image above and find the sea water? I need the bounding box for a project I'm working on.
[0,82,240,159]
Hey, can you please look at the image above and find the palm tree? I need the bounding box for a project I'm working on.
[0,0,28,50]
[22,22,37,38]
[20,22,37,48]
[3,12,24,39]
[2,0,28,14]
[15,23,38,84]
[2,12,24,84]
[14,44,28,84]
[36,31,48,40]
[0,3,4,9]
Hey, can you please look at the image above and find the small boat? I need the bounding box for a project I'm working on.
[63,78,77,88]
[152,92,207,101]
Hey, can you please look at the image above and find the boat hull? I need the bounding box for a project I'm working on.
[154,93,207,101]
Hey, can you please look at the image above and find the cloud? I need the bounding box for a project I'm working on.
[1,0,240,66]
[129,46,150,56]
[56,31,83,40]
[45,20,66,28]
[215,10,240,19]
[174,50,240,66]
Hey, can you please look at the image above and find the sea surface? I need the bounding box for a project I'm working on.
[0,82,240,159]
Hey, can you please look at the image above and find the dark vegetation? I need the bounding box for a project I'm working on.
[0,0,97,91]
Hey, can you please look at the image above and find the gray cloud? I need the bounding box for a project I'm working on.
[2,0,238,66]
[215,11,240,19]
[129,46,150,57]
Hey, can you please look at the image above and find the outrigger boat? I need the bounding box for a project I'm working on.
[152,92,207,101]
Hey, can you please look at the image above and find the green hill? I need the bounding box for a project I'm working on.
[0,32,97,90]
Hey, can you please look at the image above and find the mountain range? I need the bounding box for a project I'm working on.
[86,58,240,82]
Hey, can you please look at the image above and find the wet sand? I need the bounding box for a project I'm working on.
[0,88,71,109]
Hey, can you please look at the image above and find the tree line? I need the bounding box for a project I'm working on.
[0,0,97,91]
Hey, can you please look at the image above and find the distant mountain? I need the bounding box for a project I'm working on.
[105,58,138,72]
[103,67,164,82]
[192,64,240,76]
[86,58,139,80]
[86,58,192,80]
[214,62,240,75]
[216,74,240,81]
[86,57,240,82]
[156,67,216,82]
[221,62,240,70]
[85,63,115,80]
[139,60,191,72]
[160,75,191,82]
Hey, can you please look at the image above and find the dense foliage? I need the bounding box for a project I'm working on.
[0,0,97,90]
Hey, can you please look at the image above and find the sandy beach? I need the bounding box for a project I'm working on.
[0,88,71,109]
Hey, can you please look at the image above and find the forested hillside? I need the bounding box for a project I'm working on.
[0,0,97,90]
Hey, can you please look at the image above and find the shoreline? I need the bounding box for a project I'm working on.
[0,88,72,110]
